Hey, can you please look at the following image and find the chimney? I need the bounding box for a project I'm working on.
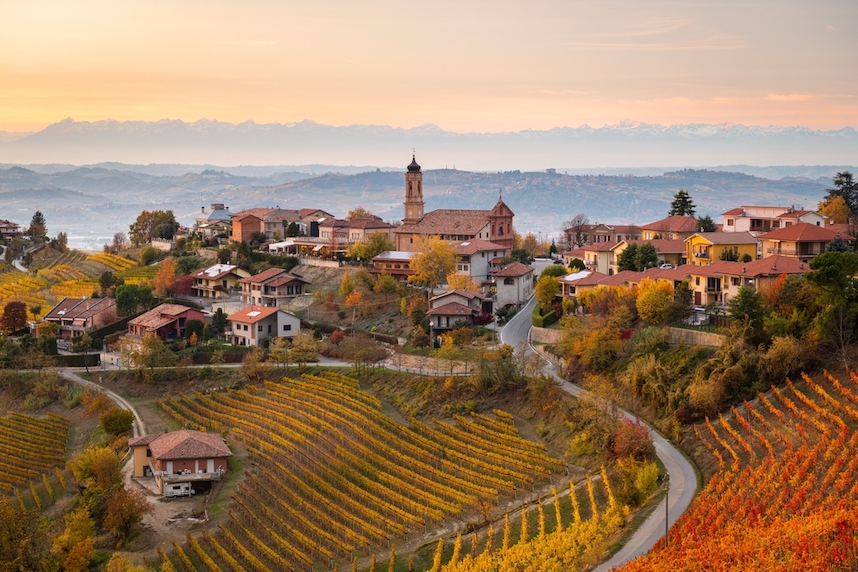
[201,206,205,214]
[772,263,777,271]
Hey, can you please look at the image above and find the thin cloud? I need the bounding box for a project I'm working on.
[767,94,814,102]
[215,40,281,47]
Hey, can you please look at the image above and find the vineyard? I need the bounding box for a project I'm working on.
[0,412,69,492]
[87,253,137,272]
[620,370,858,571]
[0,271,49,318]
[157,372,574,571]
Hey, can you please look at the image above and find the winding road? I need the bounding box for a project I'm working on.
[501,296,697,570]
[59,369,146,437]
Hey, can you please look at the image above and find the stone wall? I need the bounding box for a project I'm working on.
[665,326,724,347]
[531,326,565,344]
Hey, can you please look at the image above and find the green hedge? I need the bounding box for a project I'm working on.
[532,305,558,328]
[251,252,299,271]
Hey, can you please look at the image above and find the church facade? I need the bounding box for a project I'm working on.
[393,156,515,252]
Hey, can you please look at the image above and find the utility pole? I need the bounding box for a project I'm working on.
[665,473,670,548]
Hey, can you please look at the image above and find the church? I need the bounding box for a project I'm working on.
[393,155,515,252]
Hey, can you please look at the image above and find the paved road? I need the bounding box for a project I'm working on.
[501,296,697,570]
[59,369,146,437]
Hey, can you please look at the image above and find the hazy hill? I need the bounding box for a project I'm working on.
[0,164,836,250]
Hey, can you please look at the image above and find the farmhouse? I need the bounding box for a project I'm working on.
[129,429,232,495]
[126,303,205,341]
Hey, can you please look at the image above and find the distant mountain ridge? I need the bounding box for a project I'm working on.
[1,118,855,169]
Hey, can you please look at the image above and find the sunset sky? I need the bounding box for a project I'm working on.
[1,0,856,133]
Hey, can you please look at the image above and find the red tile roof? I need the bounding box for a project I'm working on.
[721,208,745,216]
[759,223,837,242]
[583,241,619,252]
[715,254,809,277]
[455,239,508,255]
[146,429,232,460]
[493,262,534,277]
[128,304,199,331]
[426,302,475,316]
[227,305,280,324]
[431,289,485,302]
[778,210,817,220]
[641,215,699,233]
[396,209,492,236]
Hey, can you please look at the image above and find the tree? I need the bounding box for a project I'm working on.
[534,275,560,311]
[667,189,695,216]
[617,243,638,272]
[636,278,677,325]
[103,487,151,547]
[728,285,766,343]
[53,506,96,570]
[53,231,68,252]
[111,232,128,253]
[824,171,857,215]
[128,210,178,246]
[827,236,849,252]
[235,241,252,269]
[29,210,46,240]
[99,271,121,297]
[562,214,589,249]
[346,207,373,220]
[139,246,160,266]
[409,236,457,294]
[819,195,851,224]
[285,221,300,237]
[211,308,228,337]
[339,269,355,297]
[289,332,321,368]
[1,301,28,334]
[697,214,716,232]
[100,407,134,435]
[635,242,659,270]
[125,332,177,374]
[373,272,399,295]
[267,336,291,370]
[521,232,539,256]
[154,257,177,296]
[446,272,481,292]
[115,284,153,317]
[719,248,739,261]
[549,240,557,256]
[345,290,363,326]
[217,248,231,264]
[75,333,93,373]
[347,232,394,260]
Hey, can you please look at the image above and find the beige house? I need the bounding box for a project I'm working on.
[129,430,232,495]
[564,222,640,248]
[226,305,301,347]
[190,264,252,298]
[721,206,827,236]
[238,268,309,307]
[758,223,838,263]
[493,262,534,308]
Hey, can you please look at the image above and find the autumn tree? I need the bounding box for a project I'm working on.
[124,332,178,375]
[636,278,677,325]
[339,269,355,297]
[446,272,481,292]
[346,232,394,260]
[154,257,177,296]
[819,195,851,224]
[100,407,135,436]
[75,333,93,373]
[373,272,399,295]
[1,301,28,333]
[288,331,321,369]
[824,171,858,215]
[409,236,457,294]
[52,506,96,572]
[267,336,291,370]
[103,487,151,547]
[128,210,178,246]
[347,206,374,220]
[345,290,363,326]
[534,275,560,311]
[521,232,539,256]
[668,189,696,216]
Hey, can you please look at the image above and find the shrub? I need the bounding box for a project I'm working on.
[100,407,135,436]
[610,418,656,461]
[615,456,659,507]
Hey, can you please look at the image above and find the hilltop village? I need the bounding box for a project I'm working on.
[1,163,858,570]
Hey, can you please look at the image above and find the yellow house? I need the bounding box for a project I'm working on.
[685,232,758,267]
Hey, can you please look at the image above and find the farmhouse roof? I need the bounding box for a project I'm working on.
[426,302,474,317]
[145,430,232,460]
[493,262,534,277]
[758,223,838,242]
[128,304,196,331]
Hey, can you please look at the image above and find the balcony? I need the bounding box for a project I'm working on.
[157,470,223,483]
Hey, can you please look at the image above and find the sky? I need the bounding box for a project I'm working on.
[1,0,856,134]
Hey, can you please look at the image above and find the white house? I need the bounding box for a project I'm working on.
[226,305,301,347]
[493,262,534,308]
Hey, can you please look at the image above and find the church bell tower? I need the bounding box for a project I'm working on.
[403,154,424,225]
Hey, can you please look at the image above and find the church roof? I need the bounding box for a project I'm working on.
[395,209,491,236]
[407,155,421,172]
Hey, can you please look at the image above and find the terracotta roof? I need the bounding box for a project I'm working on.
[266,274,307,288]
[298,208,333,219]
[238,267,286,284]
[44,298,88,320]
[260,208,301,222]
[562,248,588,259]
[721,208,745,216]
[431,289,485,302]
[688,231,759,245]
[128,435,159,447]
[426,302,475,316]
[583,241,619,252]
[715,254,809,277]
[759,223,837,242]
[493,262,534,277]
[191,264,241,280]
[147,429,232,460]
[396,209,492,236]
[227,305,280,324]
[455,239,507,255]
[231,208,277,221]
[641,215,699,233]
[826,223,854,240]
[778,210,818,220]
[128,304,198,331]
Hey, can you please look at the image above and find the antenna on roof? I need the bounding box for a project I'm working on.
[499,187,503,200]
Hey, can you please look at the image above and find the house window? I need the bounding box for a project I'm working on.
[258,325,263,331]
[504,277,514,285]
[695,277,700,286]
[283,324,292,331]
[146,448,152,457]
[243,324,248,331]
[726,218,734,226]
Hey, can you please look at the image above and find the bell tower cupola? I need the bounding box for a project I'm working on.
[403,154,424,225]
